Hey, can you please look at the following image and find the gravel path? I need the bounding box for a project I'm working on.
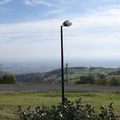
[0,84,120,92]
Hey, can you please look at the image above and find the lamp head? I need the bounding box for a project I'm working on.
[62,20,72,27]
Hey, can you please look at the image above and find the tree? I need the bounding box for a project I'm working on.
[0,74,16,84]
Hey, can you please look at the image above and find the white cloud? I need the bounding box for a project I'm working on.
[24,0,33,6]
[1,6,120,61]
[24,0,53,7]
[0,0,12,5]
[71,7,120,30]
[0,19,60,34]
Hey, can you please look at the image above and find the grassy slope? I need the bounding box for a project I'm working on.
[68,67,115,82]
[0,91,120,120]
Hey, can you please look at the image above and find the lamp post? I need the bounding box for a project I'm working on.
[60,20,72,105]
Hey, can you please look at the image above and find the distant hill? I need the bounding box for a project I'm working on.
[15,67,117,83]
[16,69,62,83]
[108,70,120,75]
[16,73,44,83]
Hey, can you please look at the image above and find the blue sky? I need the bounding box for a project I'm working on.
[1,0,120,66]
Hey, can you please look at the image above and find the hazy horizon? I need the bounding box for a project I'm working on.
[1,58,120,75]
[1,58,120,67]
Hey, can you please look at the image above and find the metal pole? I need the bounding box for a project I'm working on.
[89,66,92,78]
[66,63,69,85]
[61,25,65,105]
[1,64,3,76]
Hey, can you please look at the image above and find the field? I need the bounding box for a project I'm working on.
[0,90,120,120]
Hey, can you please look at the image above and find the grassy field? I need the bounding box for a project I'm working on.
[0,91,120,120]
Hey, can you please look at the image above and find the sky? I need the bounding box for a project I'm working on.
[1,0,120,66]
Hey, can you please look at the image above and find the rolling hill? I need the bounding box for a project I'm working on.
[15,67,117,84]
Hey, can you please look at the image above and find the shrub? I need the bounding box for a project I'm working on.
[76,76,95,84]
[0,74,16,84]
[95,79,108,85]
[19,98,119,120]
[110,77,120,86]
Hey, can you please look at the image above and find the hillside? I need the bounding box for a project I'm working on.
[15,67,118,84]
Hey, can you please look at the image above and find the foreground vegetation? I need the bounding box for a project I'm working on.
[0,91,120,120]
[19,98,119,120]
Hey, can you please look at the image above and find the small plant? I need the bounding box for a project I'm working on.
[18,98,119,120]
[98,102,118,120]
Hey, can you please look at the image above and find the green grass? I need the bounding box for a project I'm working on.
[0,91,120,120]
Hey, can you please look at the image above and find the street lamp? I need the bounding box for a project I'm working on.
[60,20,72,105]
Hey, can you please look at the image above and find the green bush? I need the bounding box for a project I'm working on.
[110,77,120,86]
[19,98,119,120]
[76,76,95,84]
[0,74,16,84]
[95,79,108,85]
